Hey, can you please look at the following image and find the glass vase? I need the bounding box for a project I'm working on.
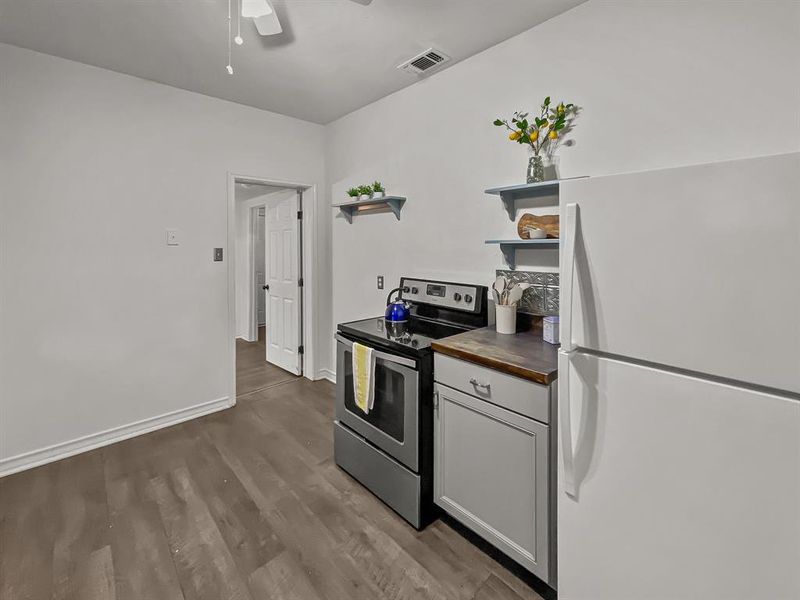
[527,155,545,183]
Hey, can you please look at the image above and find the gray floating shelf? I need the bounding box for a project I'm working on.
[333,196,406,223]
[485,238,560,270]
[485,177,587,220]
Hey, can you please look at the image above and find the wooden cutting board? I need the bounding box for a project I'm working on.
[518,213,560,239]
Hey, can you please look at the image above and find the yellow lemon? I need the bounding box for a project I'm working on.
[509,131,522,141]
[548,130,558,140]
[529,129,539,141]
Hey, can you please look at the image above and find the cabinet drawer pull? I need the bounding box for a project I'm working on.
[469,377,491,391]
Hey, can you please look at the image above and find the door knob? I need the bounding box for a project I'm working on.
[263,285,269,290]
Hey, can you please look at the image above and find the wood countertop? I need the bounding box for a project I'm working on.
[431,325,559,385]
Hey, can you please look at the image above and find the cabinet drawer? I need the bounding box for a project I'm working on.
[434,353,550,423]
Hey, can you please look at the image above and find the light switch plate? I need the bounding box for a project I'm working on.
[166,229,179,246]
[213,248,224,262]
[377,275,384,290]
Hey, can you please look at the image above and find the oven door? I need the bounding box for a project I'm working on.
[335,334,419,472]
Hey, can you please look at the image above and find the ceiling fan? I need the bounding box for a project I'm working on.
[240,0,281,36]
[226,0,372,74]
[239,0,373,37]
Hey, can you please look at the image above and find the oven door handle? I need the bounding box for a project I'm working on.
[335,333,418,370]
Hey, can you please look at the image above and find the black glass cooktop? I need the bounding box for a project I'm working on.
[338,316,468,356]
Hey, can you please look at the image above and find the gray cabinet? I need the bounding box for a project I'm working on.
[433,355,553,584]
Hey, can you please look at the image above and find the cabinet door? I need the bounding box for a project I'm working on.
[434,383,550,582]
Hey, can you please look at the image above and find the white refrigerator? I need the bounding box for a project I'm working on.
[557,152,800,600]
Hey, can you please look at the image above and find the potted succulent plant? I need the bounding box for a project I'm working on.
[493,96,577,183]
[357,185,372,201]
[371,181,386,199]
[346,187,359,201]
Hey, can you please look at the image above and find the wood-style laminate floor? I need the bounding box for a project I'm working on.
[0,332,545,600]
[236,327,298,396]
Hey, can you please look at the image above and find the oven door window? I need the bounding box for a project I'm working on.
[342,352,407,442]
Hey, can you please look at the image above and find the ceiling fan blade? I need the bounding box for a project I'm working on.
[253,10,282,36]
[241,0,272,18]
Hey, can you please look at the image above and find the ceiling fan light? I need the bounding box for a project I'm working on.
[241,0,272,18]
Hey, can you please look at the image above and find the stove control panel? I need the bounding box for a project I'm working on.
[399,278,482,313]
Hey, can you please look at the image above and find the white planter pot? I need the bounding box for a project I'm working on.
[524,227,548,240]
[371,191,386,199]
[359,194,371,201]
[495,304,517,335]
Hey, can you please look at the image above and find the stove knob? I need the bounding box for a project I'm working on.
[453,292,462,302]
[464,294,473,303]
[411,286,418,294]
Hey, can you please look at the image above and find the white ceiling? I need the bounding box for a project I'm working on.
[0,0,584,124]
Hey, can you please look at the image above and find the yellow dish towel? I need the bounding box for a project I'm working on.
[352,342,375,414]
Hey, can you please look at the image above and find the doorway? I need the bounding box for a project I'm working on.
[229,174,316,399]
[253,206,267,332]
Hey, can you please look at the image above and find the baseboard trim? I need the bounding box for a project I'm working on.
[317,368,336,383]
[0,395,233,478]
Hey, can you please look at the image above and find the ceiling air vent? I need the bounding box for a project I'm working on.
[397,48,450,75]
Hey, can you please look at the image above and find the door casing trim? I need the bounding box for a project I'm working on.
[227,172,317,401]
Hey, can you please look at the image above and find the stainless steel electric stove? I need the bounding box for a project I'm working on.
[334,277,488,529]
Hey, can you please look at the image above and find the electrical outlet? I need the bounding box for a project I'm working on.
[213,248,224,262]
[377,275,384,290]
[166,229,179,246]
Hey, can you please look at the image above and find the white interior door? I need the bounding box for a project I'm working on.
[264,192,301,375]
[558,351,800,600]
[255,207,266,327]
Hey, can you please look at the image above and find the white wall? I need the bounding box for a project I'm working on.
[234,187,296,340]
[325,0,800,371]
[0,44,330,473]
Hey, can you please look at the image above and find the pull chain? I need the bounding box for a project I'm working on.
[235,0,243,45]
[226,0,233,74]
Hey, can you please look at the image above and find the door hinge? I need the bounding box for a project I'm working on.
[433,391,439,411]
[298,278,304,287]
[297,210,303,220]
[298,345,304,355]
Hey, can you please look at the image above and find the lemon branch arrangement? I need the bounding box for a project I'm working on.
[493,96,576,157]
[493,96,577,182]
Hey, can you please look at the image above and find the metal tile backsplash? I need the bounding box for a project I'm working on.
[495,270,559,316]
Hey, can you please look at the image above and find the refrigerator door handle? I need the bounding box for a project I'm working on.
[561,202,579,352]
[560,202,579,496]
[559,350,578,497]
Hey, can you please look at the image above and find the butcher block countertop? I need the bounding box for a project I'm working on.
[431,325,559,385]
